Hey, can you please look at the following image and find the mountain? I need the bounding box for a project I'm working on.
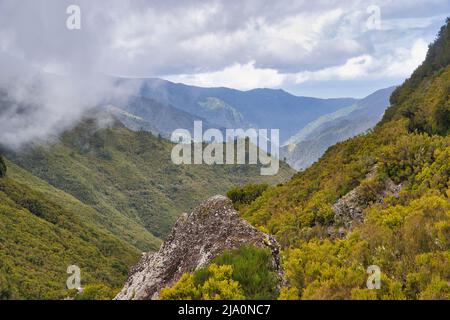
[281,86,395,170]
[235,18,450,299]
[117,77,357,143]
[107,96,219,138]
[0,157,141,299]
[0,113,293,299]
[5,115,293,244]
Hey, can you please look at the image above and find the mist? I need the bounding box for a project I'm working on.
[0,0,141,150]
[0,0,446,149]
[0,54,141,150]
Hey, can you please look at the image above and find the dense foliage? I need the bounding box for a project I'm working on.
[6,120,292,251]
[2,17,449,302]
[383,18,450,135]
[160,264,245,300]
[0,155,6,177]
[227,183,269,211]
[160,246,280,300]
[0,119,292,299]
[74,284,117,300]
[0,160,139,299]
[237,19,450,300]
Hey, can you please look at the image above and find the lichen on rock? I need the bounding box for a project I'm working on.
[115,195,283,300]
[332,176,401,231]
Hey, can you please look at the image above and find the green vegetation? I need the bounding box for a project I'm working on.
[0,155,6,177]
[0,160,140,299]
[227,183,268,211]
[236,19,450,300]
[0,118,292,299]
[383,18,450,135]
[160,246,280,300]
[7,120,293,251]
[3,18,449,302]
[160,264,245,300]
[74,284,117,300]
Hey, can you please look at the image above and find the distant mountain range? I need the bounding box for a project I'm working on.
[112,77,357,143]
[108,78,394,171]
[280,86,396,170]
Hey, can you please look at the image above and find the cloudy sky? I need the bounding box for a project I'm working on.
[0,0,449,98]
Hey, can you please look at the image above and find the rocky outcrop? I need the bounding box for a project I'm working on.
[332,177,401,231]
[115,195,283,300]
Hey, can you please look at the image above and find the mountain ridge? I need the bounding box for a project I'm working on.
[281,86,395,170]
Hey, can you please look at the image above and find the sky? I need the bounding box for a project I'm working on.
[0,0,448,98]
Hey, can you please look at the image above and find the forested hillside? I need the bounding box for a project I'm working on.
[0,115,293,299]
[382,18,450,135]
[6,118,292,248]
[236,18,450,299]
[0,160,141,299]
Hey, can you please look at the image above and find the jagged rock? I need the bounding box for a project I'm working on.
[332,177,401,231]
[115,195,283,300]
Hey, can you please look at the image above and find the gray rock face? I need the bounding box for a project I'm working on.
[332,177,401,231]
[115,195,282,300]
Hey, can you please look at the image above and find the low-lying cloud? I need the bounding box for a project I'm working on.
[0,53,139,150]
[0,0,448,148]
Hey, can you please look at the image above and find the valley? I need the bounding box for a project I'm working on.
[0,3,448,302]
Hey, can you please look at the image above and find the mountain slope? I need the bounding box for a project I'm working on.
[0,115,293,300]
[238,19,450,300]
[383,17,450,135]
[0,158,141,299]
[6,116,293,249]
[281,86,395,170]
[128,78,357,142]
[108,96,219,138]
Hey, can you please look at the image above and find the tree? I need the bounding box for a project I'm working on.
[227,183,268,210]
[0,155,6,178]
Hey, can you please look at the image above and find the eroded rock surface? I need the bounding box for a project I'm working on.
[115,195,282,300]
[332,177,401,231]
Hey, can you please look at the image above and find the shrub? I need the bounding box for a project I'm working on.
[209,246,280,300]
[227,184,268,210]
[75,284,117,300]
[0,156,6,178]
[160,264,245,300]
[161,246,280,300]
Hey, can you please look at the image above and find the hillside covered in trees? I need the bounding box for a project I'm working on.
[0,118,292,299]
[130,19,450,301]
[229,18,450,300]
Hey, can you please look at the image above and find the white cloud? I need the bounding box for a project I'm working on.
[165,61,284,90]
[292,55,374,83]
[0,0,447,97]
[164,37,429,92]
[382,39,428,77]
